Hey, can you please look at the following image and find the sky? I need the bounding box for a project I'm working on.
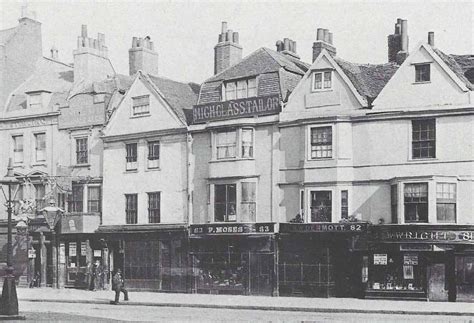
[1,0,472,83]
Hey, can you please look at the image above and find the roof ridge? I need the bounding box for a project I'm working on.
[42,56,73,69]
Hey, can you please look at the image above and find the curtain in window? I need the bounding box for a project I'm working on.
[241,182,256,222]
[310,191,332,222]
[216,131,236,159]
[241,129,253,158]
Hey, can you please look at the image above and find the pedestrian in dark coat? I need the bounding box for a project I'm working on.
[112,268,128,304]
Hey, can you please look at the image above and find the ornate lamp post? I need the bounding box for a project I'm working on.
[0,159,21,315]
[40,199,63,289]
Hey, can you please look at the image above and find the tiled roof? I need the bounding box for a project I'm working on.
[68,74,133,99]
[433,48,474,90]
[148,74,200,124]
[205,47,309,83]
[335,58,399,99]
[6,57,74,112]
[0,26,17,44]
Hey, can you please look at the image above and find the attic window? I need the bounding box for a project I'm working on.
[223,78,257,101]
[132,95,150,116]
[28,93,42,109]
[312,71,332,91]
[415,64,430,83]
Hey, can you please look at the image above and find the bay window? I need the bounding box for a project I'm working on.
[404,183,428,223]
[215,128,254,160]
[216,130,237,159]
[310,191,332,222]
[310,126,332,159]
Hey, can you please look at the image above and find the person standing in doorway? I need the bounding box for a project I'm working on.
[111,268,128,304]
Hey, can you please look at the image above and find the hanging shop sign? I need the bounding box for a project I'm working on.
[28,249,36,259]
[59,243,66,264]
[372,226,474,244]
[69,242,77,257]
[192,94,281,124]
[280,222,367,233]
[190,223,275,235]
[373,254,388,265]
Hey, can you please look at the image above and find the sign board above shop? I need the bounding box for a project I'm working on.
[192,94,281,124]
[190,223,275,235]
[371,225,474,244]
[280,222,368,233]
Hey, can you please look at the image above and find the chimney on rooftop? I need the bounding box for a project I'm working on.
[129,35,159,76]
[276,38,300,59]
[312,28,336,62]
[73,24,115,83]
[388,18,409,65]
[428,31,435,47]
[214,21,243,75]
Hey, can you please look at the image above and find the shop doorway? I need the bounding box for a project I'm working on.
[427,263,448,301]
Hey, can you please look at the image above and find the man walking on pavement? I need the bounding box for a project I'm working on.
[111,268,129,304]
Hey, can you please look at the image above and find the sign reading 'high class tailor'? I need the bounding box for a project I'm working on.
[192,94,281,123]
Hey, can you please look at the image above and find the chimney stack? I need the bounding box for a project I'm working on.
[312,27,336,62]
[73,25,114,83]
[214,22,243,75]
[428,32,435,47]
[129,35,159,76]
[388,18,409,65]
[275,37,300,59]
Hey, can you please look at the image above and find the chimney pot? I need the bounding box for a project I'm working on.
[276,40,283,52]
[221,21,228,33]
[283,38,290,51]
[292,40,297,53]
[81,25,88,38]
[149,41,154,51]
[317,28,324,41]
[428,31,435,46]
[323,29,329,43]
[132,37,138,48]
[400,19,408,52]
[226,30,233,42]
[233,32,239,44]
[328,32,333,45]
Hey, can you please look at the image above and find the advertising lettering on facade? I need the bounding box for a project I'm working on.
[373,226,474,244]
[0,117,52,130]
[192,94,281,124]
[190,223,274,235]
[373,254,388,265]
[279,222,367,233]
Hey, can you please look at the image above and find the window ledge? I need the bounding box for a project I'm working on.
[210,158,254,163]
[31,162,47,167]
[13,164,25,168]
[124,169,138,174]
[145,167,161,172]
[307,157,335,162]
[408,158,438,162]
[73,163,90,168]
[130,114,151,119]
[311,89,333,93]
[412,81,431,85]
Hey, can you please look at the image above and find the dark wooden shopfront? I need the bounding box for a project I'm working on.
[189,223,276,296]
[278,222,368,298]
[367,225,474,302]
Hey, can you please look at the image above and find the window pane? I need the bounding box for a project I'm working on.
[148,192,160,223]
[225,82,236,100]
[412,119,435,159]
[415,64,430,82]
[313,73,322,89]
[391,184,398,224]
[236,80,247,99]
[125,194,138,224]
[241,129,254,158]
[341,190,348,219]
[324,71,332,88]
[13,136,23,163]
[310,127,332,159]
[216,130,236,159]
[35,133,46,162]
[404,183,428,222]
[87,186,101,213]
[214,184,237,222]
[147,141,160,168]
[310,191,332,222]
[76,138,88,164]
[247,78,257,97]
[132,95,150,116]
[126,143,138,170]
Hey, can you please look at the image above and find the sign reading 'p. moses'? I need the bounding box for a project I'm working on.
[192,94,281,123]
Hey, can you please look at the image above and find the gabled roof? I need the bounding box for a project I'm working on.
[335,58,399,100]
[147,74,200,124]
[433,48,474,90]
[5,57,74,112]
[205,47,309,83]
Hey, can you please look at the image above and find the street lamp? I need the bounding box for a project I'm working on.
[40,199,63,289]
[0,158,21,316]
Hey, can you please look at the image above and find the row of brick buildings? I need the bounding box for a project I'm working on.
[0,11,473,302]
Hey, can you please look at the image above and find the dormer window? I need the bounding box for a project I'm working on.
[312,70,332,91]
[28,93,43,109]
[132,95,150,116]
[223,78,257,101]
[415,64,430,82]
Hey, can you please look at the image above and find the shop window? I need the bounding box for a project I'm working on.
[132,95,150,116]
[126,143,138,170]
[415,64,430,82]
[125,194,138,224]
[87,186,101,213]
[436,183,456,223]
[68,184,83,213]
[76,137,88,164]
[456,256,474,285]
[312,71,332,90]
[341,190,348,219]
[148,192,161,223]
[310,126,332,159]
[310,191,332,222]
[147,141,160,169]
[391,184,398,224]
[12,135,23,163]
[214,184,236,222]
[412,119,435,159]
[34,133,46,162]
[216,130,236,159]
[34,184,45,210]
[404,183,428,223]
[224,78,257,101]
[241,182,256,222]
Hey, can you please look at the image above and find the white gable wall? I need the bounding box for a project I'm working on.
[373,45,470,110]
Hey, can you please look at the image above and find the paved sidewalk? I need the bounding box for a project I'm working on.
[17,288,474,316]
